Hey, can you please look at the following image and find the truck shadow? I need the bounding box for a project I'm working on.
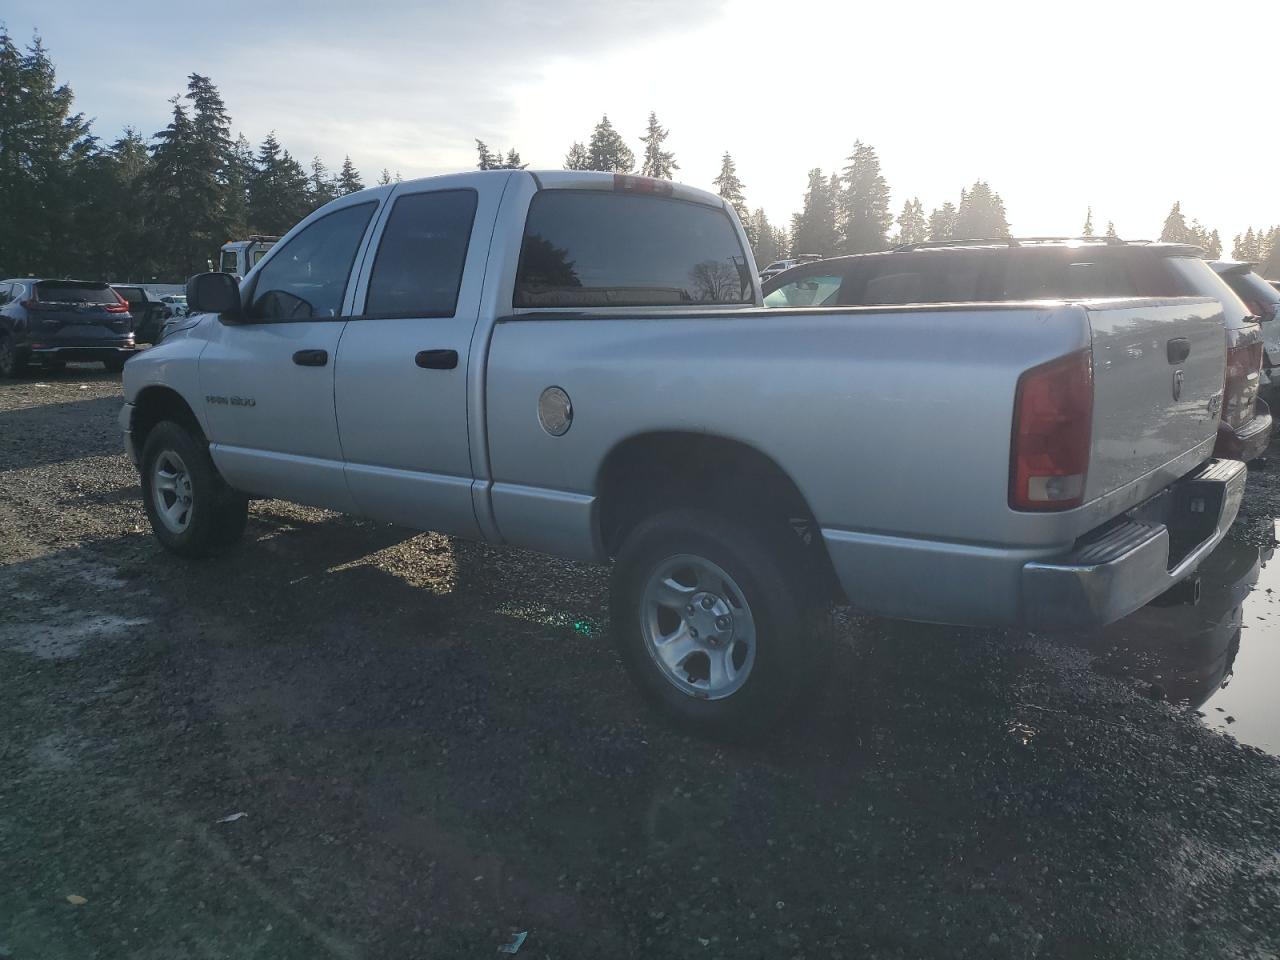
[5,511,1278,956]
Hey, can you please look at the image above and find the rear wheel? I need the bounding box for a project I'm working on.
[611,509,831,740]
[141,421,248,557]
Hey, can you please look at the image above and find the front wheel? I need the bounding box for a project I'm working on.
[610,509,831,740]
[140,421,248,557]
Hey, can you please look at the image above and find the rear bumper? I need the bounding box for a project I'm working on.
[1021,459,1246,629]
[31,345,136,362]
[822,459,1246,630]
[1214,399,1272,462]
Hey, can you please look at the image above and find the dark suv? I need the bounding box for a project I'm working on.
[111,285,169,344]
[763,239,1272,462]
[0,279,136,377]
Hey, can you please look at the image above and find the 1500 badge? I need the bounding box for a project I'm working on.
[205,395,256,408]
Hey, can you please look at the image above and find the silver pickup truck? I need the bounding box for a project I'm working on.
[120,170,1245,738]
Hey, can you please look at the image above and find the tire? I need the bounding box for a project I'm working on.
[610,508,832,740]
[0,335,23,379]
[140,420,248,557]
[104,356,127,374]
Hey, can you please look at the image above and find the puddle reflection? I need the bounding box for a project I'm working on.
[1064,532,1280,755]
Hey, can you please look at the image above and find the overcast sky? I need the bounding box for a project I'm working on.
[8,0,1279,245]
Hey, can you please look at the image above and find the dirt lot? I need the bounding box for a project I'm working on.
[2,369,1279,960]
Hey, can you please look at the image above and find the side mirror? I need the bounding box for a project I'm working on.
[186,272,244,320]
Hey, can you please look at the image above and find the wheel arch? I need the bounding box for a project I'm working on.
[131,385,205,455]
[594,430,840,600]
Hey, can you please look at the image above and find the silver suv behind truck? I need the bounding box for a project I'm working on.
[121,173,1243,738]
[764,239,1272,463]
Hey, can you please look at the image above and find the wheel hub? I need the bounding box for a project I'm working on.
[685,592,733,646]
[639,554,757,701]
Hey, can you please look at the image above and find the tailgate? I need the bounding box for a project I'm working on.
[1085,297,1225,502]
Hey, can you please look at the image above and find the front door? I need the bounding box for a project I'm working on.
[335,176,499,538]
[199,198,380,510]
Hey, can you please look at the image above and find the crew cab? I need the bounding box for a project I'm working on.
[764,238,1272,463]
[120,172,1245,738]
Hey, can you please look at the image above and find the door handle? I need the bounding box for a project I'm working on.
[415,349,459,370]
[292,349,328,367]
[1167,338,1190,364]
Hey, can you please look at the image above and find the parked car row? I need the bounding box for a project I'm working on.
[762,238,1274,463]
[0,278,135,377]
[0,279,190,378]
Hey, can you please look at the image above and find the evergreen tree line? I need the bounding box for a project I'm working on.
[6,31,1270,282]
[1,30,367,281]
[1231,225,1280,277]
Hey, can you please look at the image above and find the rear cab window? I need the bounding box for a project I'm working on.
[514,191,752,308]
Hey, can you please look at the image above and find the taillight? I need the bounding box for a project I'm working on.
[1223,332,1263,430]
[1010,348,1093,511]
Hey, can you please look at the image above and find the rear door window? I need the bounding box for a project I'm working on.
[363,189,477,318]
[841,253,984,305]
[998,252,1137,299]
[514,191,752,308]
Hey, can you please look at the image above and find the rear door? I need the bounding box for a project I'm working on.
[198,197,380,510]
[33,281,130,341]
[334,173,500,537]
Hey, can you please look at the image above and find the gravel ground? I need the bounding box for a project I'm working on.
[1,368,1278,960]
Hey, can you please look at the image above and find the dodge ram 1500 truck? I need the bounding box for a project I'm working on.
[120,170,1246,738]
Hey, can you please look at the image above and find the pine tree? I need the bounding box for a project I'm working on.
[1082,207,1094,237]
[790,169,840,258]
[894,198,927,246]
[563,141,590,170]
[501,148,526,170]
[335,155,364,195]
[475,140,497,170]
[713,152,750,231]
[308,156,335,209]
[748,209,788,268]
[928,202,957,241]
[147,96,202,277]
[0,31,94,277]
[247,133,312,235]
[377,168,393,186]
[586,115,634,173]
[838,141,893,254]
[223,133,254,238]
[1234,227,1259,261]
[639,111,678,179]
[1159,202,1191,243]
[1105,220,1118,239]
[954,181,1010,239]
